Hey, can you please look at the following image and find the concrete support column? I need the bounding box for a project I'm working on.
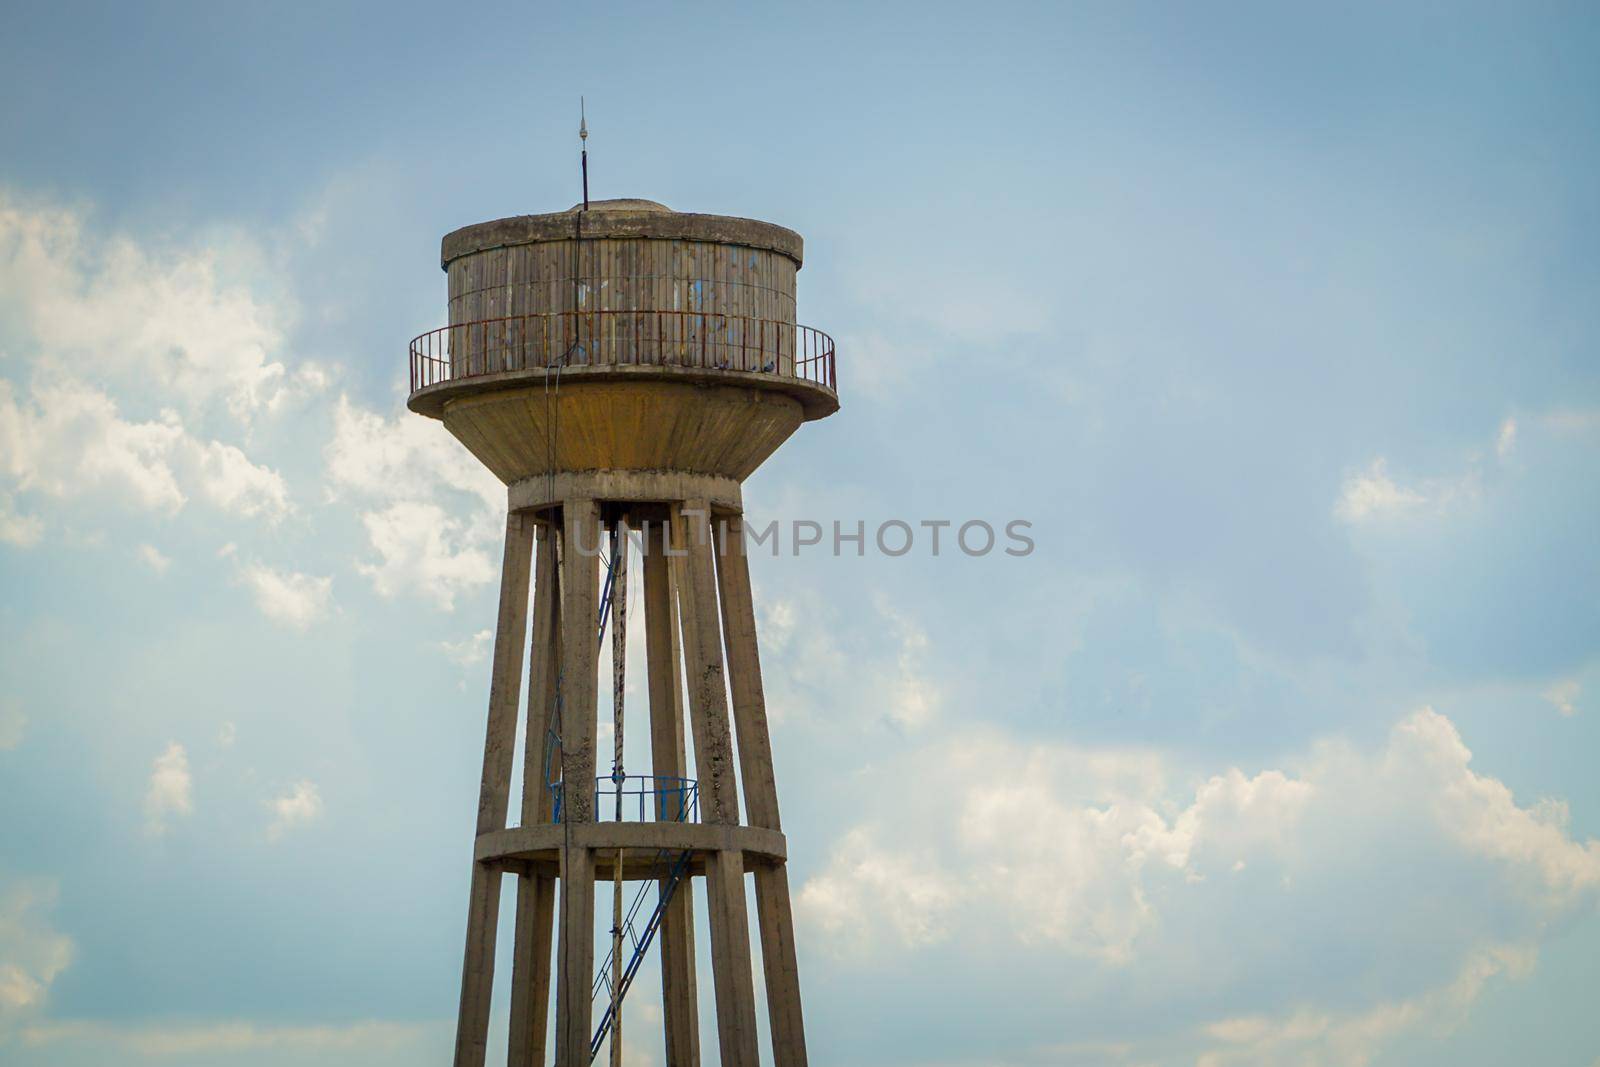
[454,512,536,1067]
[673,502,740,826]
[644,520,700,1067]
[509,521,562,1067]
[713,513,808,1067]
[674,501,760,1067]
[555,499,602,1067]
[703,850,761,1067]
[752,864,807,1067]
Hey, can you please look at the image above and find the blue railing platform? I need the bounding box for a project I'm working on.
[550,774,699,824]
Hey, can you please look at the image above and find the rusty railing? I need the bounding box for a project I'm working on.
[408,310,836,395]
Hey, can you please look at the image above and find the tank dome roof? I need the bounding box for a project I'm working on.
[567,197,671,213]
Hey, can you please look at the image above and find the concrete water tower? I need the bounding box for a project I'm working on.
[407,196,837,1067]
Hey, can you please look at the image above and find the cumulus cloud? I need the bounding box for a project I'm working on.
[267,780,323,840]
[0,195,305,545]
[798,707,1600,1058]
[1335,459,1427,522]
[1196,943,1534,1067]
[135,543,171,573]
[0,879,74,1035]
[325,396,502,610]
[1544,679,1580,718]
[0,192,310,421]
[356,501,496,611]
[439,628,493,667]
[143,742,192,835]
[795,827,958,956]
[0,492,43,547]
[1335,415,1544,525]
[1496,416,1518,459]
[876,595,939,730]
[759,588,945,731]
[0,379,291,522]
[238,563,332,630]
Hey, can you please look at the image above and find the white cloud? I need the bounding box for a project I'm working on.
[217,721,237,747]
[0,699,25,750]
[136,543,171,573]
[1196,943,1534,1067]
[440,628,493,666]
[0,192,310,422]
[1544,679,1580,718]
[356,501,496,611]
[0,492,43,547]
[0,380,187,512]
[798,706,1600,1057]
[324,395,501,514]
[759,588,946,732]
[239,564,332,630]
[1335,459,1426,522]
[0,379,291,521]
[1496,416,1518,459]
[0,879,74,1035]
[143,742,192,835]
[325,396,503,609]
[267,780,323,840]
[877,596,939,731]
[191,438,292,521]
[1392,707,1600,903]
[0,194,305,549]
[795,827,958,956]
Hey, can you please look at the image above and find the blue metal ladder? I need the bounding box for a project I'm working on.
[588,821,695,1061]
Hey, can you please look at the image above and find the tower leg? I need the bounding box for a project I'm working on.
[752,865,807,1067]
[704,851,760,1067]
[644,518,700,1067]
[509,521,562,1067]
[714,515,808,1067]
[454,512,537,1067]
[556,499,602,1067]
[674,501,760,1067]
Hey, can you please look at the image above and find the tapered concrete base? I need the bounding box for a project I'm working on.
[451,490,808,1067]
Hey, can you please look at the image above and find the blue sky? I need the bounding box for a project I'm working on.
[2,2,1598,1065]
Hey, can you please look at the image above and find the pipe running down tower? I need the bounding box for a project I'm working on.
[407,196,838,1067]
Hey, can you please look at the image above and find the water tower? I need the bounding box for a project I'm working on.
[407,196,837,1067]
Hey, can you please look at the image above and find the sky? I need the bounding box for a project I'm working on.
[1,2,1598,1065]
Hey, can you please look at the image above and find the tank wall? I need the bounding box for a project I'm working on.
[447,238,797,326]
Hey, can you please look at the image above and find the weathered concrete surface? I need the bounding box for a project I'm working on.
[673,501,740,828]
[715,514,810,1065]
[555,500,601,1067]
[704,850,761,1067]
[420,376,821,479]
[646,525,701,1067]
[754,863,809,1067]
[712,514,782,832]
[476,822,788,868]
[454,513,535,1067]
[442,205,804,269]
[508,524,561,1067]
[508,469,743,518]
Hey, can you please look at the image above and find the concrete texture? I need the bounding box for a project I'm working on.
[441,205,803,269]
[422,201,831,1067]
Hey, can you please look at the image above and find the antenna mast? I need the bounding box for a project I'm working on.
[579,97,589,211]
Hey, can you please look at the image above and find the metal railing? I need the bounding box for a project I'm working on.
[408,310,836,394]
[550,774,700,824]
